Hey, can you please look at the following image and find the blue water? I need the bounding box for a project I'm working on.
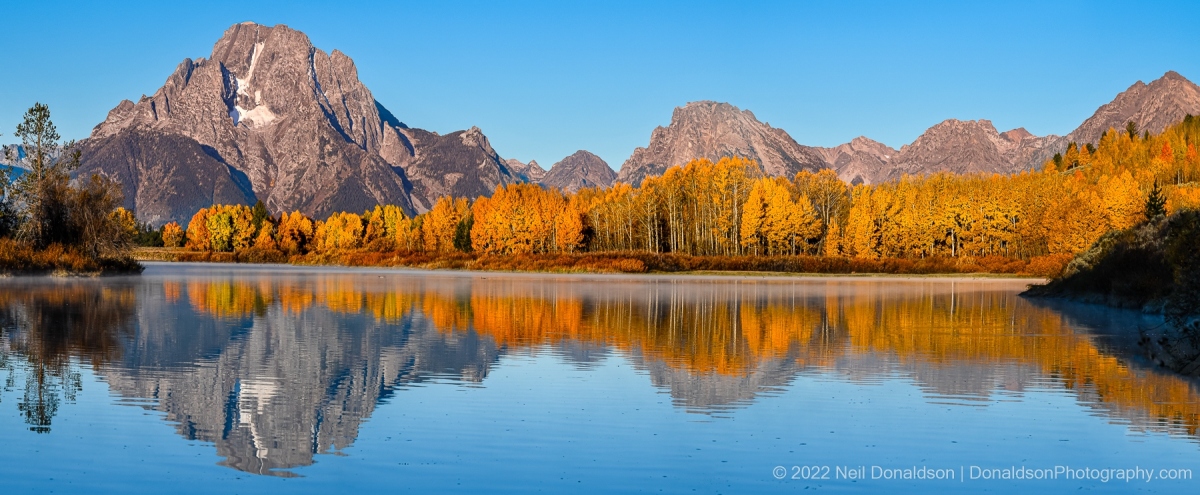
[0,264,1197,493]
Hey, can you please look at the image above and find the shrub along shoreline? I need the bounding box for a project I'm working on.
[0,239,141,276]
[134,247,1066,277]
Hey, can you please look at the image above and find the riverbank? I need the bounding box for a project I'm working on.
[0,239,142,276]
[1020,214,1188,313]
[1021,212,1200,376]
[135,247,1067,277]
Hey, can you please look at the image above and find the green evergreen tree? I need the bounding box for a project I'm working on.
[453,214,473,252]
[1146,180,1167,221]
[11,103,78,247]
[251,199,269,230]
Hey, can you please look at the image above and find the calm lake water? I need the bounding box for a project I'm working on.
[1,263,1198,493]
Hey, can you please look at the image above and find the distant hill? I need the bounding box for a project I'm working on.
[883,119,1060,181]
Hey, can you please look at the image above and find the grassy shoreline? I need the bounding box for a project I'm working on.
[0,239,143,276]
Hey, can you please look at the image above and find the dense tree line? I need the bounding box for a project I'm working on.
[168,116,1200,272]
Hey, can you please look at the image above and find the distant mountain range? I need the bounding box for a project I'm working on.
[72,22,1200,226]
[620,71,1200,186]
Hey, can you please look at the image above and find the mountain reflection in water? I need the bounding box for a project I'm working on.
[0,270,1198,477]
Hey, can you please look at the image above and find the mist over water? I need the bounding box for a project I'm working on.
[0,264,1197,493]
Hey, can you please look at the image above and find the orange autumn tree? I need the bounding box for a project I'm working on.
[184,204,255,252]
[422,196,470,253]
[254,222,278,251]
[583,157,759,255]
[471,184,582,255]
[313,212,365,252]
[161,222,185,248]
[277,211,315,255]
[793,169,851,251]
[184,207,212,250]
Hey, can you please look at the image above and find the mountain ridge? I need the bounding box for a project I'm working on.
[614,71,1200,186]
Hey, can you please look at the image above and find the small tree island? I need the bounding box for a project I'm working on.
[1,103,141,275]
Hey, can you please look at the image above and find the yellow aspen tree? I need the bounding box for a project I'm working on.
[790,193,823,254]
[1099,170,1143,231]
[162,222,185,248]
[823,220,846,257]
[111,207,138,240]
[185,207,212,251]
[230,205,256,250]
[844,185,879,258]
[423,196,468,253]
[739,178,768,254]
[206,208,235,252]
[254,222,278,251]
[394,216,424,252]
[554,194,585,253]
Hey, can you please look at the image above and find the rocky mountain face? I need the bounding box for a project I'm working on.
[397,126,518,210]
[883,119,1061,180]
[505,158,546,183]
[813,136,896,185]
[1066,71,1200,146]
[615,101,826,186]
[79,129,257,225]
[830,71,1200,181]
[541,150,615,192]
[77,22,516,226]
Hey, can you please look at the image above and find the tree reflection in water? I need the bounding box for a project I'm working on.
[0,282,136,432]
[0,273,1199,476]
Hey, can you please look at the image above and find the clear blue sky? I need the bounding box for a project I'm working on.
[2,0,1198,169]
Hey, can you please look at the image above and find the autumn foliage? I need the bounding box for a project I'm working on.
[164,116,1200,276]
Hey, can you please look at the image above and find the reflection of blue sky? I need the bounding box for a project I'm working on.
[4,354,1197,494]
